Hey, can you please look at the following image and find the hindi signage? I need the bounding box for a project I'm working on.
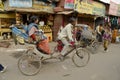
[74,0,105,16]
[74,0,93,14]
[92,1,105,16]
[33,2,54,13]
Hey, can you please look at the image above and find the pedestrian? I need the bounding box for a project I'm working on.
[102,28,112,52]
[0,64,6,73]
[111,27,118,43]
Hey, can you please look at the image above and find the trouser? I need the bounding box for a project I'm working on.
[103,40,108,50]
[61,38,70,56]
[0,64,4,71]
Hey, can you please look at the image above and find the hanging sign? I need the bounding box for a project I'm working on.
[92,1,105,16]
[74,0,93,14]
[33,1,54,13]
[64,0,74,9]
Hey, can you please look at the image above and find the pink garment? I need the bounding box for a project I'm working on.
[103,32,111,41]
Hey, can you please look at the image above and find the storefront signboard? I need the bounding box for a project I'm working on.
[9,0,32,8]
[74,0,93,14]
[64,0,74,9]
[108,1,118,16]
[92,1,105,16]
[33,4,54,13]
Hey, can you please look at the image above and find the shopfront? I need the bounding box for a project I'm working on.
[15,12,54,42]
[0,13,15,40]
[0,1,16,40]
[3,0,55,42]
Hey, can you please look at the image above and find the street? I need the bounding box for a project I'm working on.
[0,42,120,80]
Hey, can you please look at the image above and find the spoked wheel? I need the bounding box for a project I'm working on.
[18,50,42,76]
[72,48,90,67]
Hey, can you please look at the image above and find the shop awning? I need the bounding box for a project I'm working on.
[56,11,74,15]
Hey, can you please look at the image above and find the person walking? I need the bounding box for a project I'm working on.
[102,28,112,52]
[111,28,118,43]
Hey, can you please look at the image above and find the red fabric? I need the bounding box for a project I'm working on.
[70,41,75,47]
[57,40,63,52]
[37,39,51,54]
[30,34,36,41]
